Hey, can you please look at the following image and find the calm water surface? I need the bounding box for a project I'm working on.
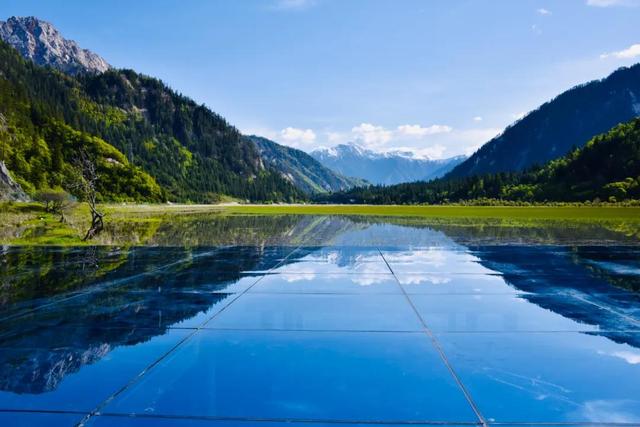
[1,215,640,426]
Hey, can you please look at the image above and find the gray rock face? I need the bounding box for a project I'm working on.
[0,16,110,75]
[0,161,29,202]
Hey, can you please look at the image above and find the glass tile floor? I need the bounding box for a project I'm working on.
[0,243,639,426]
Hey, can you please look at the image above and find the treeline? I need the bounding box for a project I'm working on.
[0,40,302,203]
[319,118,640,204]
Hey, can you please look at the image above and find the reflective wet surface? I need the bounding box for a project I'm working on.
[1,216,640,426]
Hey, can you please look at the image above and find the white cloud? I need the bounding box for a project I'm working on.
[246,121,499,160]
[274,0,317,10]
[326,131,348,144]
[396,124,452,137]
[511,112,526,120]
[473,116,483,122]
[600,43,640,59]
[351,123,393,146]
[280,127,316,147]
[537,8,552,15]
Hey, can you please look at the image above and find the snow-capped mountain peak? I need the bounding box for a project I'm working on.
[311,143,466,185]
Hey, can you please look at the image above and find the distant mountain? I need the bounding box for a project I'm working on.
[0,16,110,75]
[322,117,640,204]
[311,143,466,185]
[448,64,640,178]
[249,136,366,194]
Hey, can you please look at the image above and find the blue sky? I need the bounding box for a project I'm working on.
[3,0,640,158]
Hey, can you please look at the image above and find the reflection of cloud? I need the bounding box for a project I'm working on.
[352,275,392,286]
[282,272,316,282]
[602,349,640,364]
[572,400,640,423]
[397,275,452,285]
[384,249,448,268]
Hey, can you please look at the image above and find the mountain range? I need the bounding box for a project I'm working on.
[311,143,466,185]
[0,15,639,204]
[249,136,366,193]
[0,16,369,202]
[323,117,640,204]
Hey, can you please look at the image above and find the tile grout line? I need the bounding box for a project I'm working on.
[6,408,640,426]
[75,245,303,427]
[377,249,488,427]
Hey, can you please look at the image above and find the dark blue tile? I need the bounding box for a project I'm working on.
[437,331,640,423]
[103,330,478,422]
[88,414,429,426]
[0,411,84,427]
[0,291,236,340]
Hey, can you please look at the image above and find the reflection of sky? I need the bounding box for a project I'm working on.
[383,248,499,275]
[2,228,640,424]
[281,273,393,287]
[571,400,640,423]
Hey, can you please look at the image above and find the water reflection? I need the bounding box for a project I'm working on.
[0,216,639,423]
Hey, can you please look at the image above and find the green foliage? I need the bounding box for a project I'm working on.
[35,188,73,211]
[321,118,640,204]
[0,40,302,203]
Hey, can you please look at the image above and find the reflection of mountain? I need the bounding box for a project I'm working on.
[0,245,316,394]
[466,245,640,346]
[1,218,640,395]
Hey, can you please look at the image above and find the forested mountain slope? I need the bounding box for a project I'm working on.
[0,38,301,202]
[250,136,366,194]
[448,64,640,178]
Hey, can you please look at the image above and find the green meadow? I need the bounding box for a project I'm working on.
[2,202,640,246]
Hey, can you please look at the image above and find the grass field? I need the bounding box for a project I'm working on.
[217,204,640,220]
[2,202,640,245]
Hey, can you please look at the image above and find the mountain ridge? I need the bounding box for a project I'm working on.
[311,142,466,185]
[321,117,640,204]
[249,136,366,194]
[0,16,110,75]
[448,64,640,179]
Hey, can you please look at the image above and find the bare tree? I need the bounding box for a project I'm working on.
[70,149,104,240]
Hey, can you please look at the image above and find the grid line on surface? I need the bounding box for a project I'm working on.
[378,249,488,427]
[74,246,303,427]
[5,408,640,426]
